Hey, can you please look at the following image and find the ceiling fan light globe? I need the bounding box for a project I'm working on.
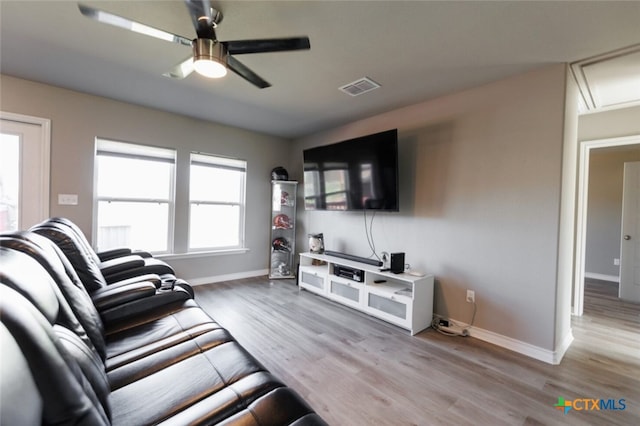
[193,59,227,78]
[193,38,227,78]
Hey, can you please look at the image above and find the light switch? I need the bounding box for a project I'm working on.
[58,194,78,205]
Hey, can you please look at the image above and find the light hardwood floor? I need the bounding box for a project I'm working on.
[194,278,639,426]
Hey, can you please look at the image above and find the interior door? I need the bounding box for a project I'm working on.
[619,161,640,302]
[0,114,50,231]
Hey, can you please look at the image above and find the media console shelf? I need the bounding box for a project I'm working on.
[298,252,434,335]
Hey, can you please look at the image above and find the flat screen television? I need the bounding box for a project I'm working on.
[303,129,399,211]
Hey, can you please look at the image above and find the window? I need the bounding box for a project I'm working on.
[94,139,175,253]
[189,153,246,250]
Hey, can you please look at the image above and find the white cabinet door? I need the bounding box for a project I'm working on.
[327,275,363,309]
[364,287,413,329]
[299,266,326,295]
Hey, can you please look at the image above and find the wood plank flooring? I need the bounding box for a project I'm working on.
[194,278,639,426]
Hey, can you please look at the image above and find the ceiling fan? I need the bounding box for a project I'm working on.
[78,0,310,88]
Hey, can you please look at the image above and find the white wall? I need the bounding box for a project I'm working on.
[0,74,291,281]
[292,64,572,356]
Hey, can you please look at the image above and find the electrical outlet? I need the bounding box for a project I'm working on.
[466,290,475,303]
[58,194,78,205]
[614,258,620,266]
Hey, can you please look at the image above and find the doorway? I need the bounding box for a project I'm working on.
[620,161,640,301]
[0,112,51,231]
[574,135,640,315]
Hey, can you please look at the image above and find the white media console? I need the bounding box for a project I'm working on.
[298,252,434,335]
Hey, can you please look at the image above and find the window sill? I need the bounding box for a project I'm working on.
[157,248,250,261]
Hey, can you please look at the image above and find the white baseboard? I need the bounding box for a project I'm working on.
[449,317,574,365]
[553,330,575,364]
[584,272,619,283]
[188,269,269,286]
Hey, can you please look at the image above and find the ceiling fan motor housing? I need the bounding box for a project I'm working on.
[194,38,227,62]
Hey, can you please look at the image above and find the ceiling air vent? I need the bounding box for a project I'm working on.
[339,77,381,96]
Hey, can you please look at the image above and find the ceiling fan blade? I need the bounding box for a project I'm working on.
[223,37,310,55]
[162,56,195,79]
[183,0,221,39]
[78,3,192,47]
[227,56,271,89]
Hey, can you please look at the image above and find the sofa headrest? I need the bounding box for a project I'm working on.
[0,247,60,324]
[31,223,108,292]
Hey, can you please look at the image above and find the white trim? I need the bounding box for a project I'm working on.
[157,247,250,261]
[188,269,268,286]
[0,111,51,224]
[553,329,575,365]
[450,316,574,365]
[584,272,620,283]
[574,134,640,316]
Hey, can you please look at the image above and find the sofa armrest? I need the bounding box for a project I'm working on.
[99,255,145,279]
[97,248,154,261]
[96,248,132,262]
[131,250,153,258]
[92,281,157,311]
[99,286,193,324]
[107,274,162,289]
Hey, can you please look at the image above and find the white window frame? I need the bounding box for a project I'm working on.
[188,152,247,252]
[93,138,176,253]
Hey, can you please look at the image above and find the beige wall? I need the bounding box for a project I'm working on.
[0,74,291,281]
[292,64,572,353]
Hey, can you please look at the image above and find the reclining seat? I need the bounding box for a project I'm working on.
[31,218,190,295]
[30,221,193,300]
[1,246,327,425]
[0,236,216,369]
[48,217,155,261]
[5,230,193,318]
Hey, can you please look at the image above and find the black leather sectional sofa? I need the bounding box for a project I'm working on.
[0,218,326,425]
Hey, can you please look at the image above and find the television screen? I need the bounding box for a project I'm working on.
[303,129,399,211]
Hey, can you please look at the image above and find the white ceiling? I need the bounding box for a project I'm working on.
[1,1,640,138]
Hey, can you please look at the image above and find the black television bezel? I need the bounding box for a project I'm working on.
[302,129,399,212]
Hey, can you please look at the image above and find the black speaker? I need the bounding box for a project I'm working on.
[390,252,405,274]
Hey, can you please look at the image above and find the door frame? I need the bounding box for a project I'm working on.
[0,111,51,227]
[574,134,640,316]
